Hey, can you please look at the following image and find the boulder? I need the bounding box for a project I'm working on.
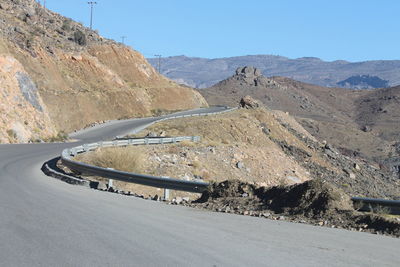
[361,125,371,132]
[239,95,262,109]
[236,161,244,169]
[146,132,157,137]
[96,182,108,190]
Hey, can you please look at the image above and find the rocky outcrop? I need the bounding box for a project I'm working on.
[239,95,262,109]
[233,66,276,87]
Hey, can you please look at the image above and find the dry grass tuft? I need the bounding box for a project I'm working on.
[76,147,145,173]
[191,160,202,169]
[179,140,197,147]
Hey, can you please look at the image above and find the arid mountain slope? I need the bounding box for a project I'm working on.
[355,85,400,142]
[0,0,207,143]
[200,67,398,164]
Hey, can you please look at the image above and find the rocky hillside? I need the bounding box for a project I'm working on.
[80,106,400,200]
[147,55,400,89]
[337,75,389,90]
[0,0,207,143]
[199,67,400,175]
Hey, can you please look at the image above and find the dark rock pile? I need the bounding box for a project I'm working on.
[190,179,400,237]
[239,95,262,109]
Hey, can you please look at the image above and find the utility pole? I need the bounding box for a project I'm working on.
[87,1,97,30]
[37,1,46,9]
[154,54,162,73]
[121,36,127,44]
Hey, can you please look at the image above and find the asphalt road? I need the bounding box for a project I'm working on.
[1,107,399,267]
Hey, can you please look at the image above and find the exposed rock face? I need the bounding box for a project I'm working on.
[0,54,56,143]
[15,71,43,111]
[0,0,208,143]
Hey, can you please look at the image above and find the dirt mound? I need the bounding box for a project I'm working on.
[193,180,400,237]
[197,179,352,217]
[260,179,353,216]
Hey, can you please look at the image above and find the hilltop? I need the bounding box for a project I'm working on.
[147,55,400,89]
[0,0,207,143]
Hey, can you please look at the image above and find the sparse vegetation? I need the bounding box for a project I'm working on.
[151,108,182,117]
[6,129,17,140]
[42,131,68,142]
[75,147,145,173]
[61,19,71,31]
[73,30,86,46]
[369,204,392,215]
[179,140,197,147]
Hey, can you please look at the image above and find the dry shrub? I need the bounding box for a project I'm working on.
[206,140,220,147]
[221,139,230,144]
[179,140,196,147]
[191,160,202,169]
[167,145,180,154]
[76,147,145,173]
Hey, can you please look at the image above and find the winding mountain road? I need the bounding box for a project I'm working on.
[1,107,399,266]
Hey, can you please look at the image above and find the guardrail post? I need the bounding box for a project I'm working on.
[145,138,149,145]
[164,188,170,201]
[108,179,113,189]
[160,138,164,144]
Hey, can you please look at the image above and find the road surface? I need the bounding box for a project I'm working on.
[1,107,399,266]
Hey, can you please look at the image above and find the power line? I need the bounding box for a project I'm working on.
[87,1,97,30]
[154,54,162,73]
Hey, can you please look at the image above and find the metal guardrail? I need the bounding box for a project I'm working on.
[61,136,209,193]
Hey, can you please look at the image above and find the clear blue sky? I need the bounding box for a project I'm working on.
[44,0,399,61]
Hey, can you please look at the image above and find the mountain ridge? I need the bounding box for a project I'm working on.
[148,55,400,89]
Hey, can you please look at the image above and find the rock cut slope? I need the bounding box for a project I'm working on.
[0,0,207,143]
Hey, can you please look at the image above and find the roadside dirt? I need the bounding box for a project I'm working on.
[190,179,400,237]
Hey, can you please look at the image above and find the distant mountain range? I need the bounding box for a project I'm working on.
[147,55,400,89]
